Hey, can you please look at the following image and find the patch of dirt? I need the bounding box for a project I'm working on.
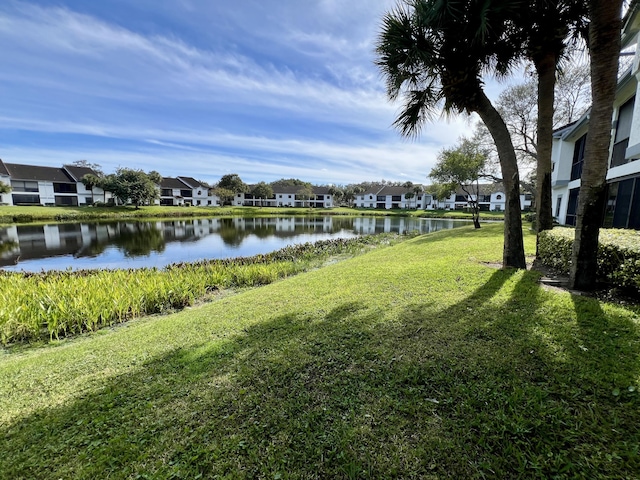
[482,259,639,306]
[531,259,639,306]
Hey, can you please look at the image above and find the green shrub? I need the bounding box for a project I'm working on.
[538,227,640,291]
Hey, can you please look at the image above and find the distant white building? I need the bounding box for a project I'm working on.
[355,185,429,209]
[235,186,334,208]
[159,176,219,206]
[428,184,533,212]
[0,159,109,206]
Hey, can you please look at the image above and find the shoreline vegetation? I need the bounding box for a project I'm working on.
[0,204,508,225]
[1,224,639,478]
[0,234,412,346]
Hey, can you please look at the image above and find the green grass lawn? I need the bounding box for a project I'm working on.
[1,224,638,478]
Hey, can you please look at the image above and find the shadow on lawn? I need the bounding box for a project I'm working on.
[386,268,640,478]
[1,301,397,479]
[2,269,639,479]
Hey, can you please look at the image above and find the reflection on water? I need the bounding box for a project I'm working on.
[0,216,471,271]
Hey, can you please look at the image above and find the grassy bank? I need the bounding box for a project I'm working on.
[2,224,638,478]
[0,235,406,345]
[0,204,507,224]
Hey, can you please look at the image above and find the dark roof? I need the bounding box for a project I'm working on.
[160,177,190,189]
[552,120,578,136]
[360,185,384,195]
[272,185,309,194]
[378,185,420,196]
[63,165,101,181]
[0,159,10,176]
[4,163,75,182]
[177,176,204,188]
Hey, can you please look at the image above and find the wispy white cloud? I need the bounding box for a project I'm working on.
[0,0,498,186]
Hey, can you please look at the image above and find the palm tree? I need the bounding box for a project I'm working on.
[413,185,423,209]
[376,0,526,268]
[81,173,101,204]
[516,1,588,240]
[570,0,624,290]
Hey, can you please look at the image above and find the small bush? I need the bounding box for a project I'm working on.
[538,227,640,291]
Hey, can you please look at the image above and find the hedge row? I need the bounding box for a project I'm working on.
[537,227,640,291]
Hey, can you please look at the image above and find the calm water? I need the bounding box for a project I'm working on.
[0,216,472,271]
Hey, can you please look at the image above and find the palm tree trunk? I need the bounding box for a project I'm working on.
[475,91,526,269]
[535,52,557,238]
[569,0,622,290]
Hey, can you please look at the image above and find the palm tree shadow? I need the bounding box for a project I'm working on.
[1,301,384,479]
[387,267,640,477]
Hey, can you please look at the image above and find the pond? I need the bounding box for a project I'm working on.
[0,216,472,271]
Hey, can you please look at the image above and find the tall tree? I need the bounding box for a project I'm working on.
[271,178,309,188]
[327,185,344,205]
[376,0,526,268]
[0,181,11,195]
[102,169,160,209]
[71,160,103,175]
[429,138,488,228]
[0,180,11,204]
[296,185,314,208]
[251,182,274,207]
[218,174,248,194]
[81,173,102,204]
[516,1,588,237]
[474,62,591,170]
[404,190,415,209]
[570,0,624,290]
[214,187,235,206]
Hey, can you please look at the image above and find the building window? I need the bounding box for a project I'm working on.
[12,193,40,204]
[208,200,212,205]
[555,196,562,217]
[571,133,587,181]
[566,188,580,226]
[11,180,39,192]
[495,194,502,200]
[180,190,192,198]
[53,183,77,194]
[392,195,401,201]
[604,177,640,229]
[55,195,78,206]
[161,188,172,196]
[611,96,635,168]
[455,195,466,202]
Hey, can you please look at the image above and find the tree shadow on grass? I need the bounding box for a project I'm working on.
[3,268,639,479]
[384,268,640,478]
[1,301,408,479]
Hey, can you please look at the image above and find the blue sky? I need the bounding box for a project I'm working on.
[0,0,510,186]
